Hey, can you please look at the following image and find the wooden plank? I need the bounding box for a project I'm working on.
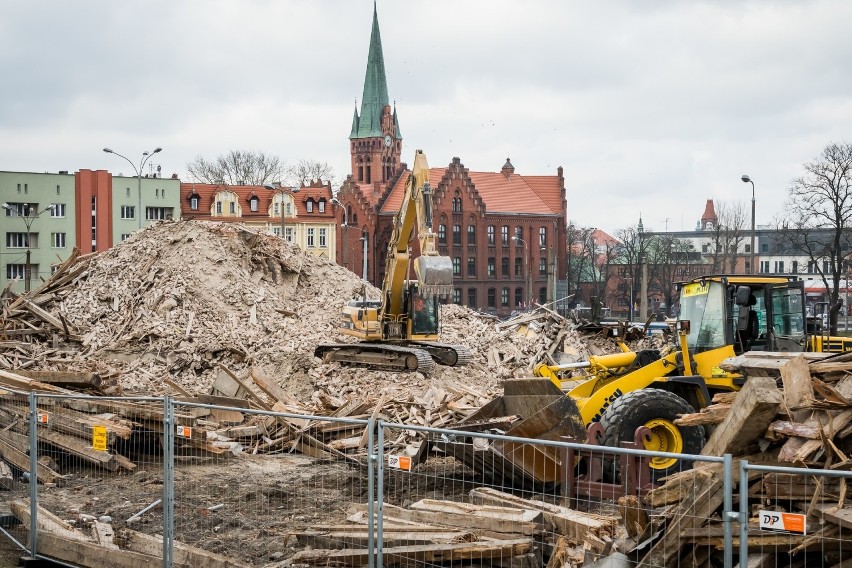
[409,499,544,532]
[468,487,618,543]
[115,528,252,568]
[348,502,540,536]
[812,503,852,530]
[288,538,532,564]
[700,376,781,457]
[36,532,168,568]
[0,460,13,490]
[10,370,103,389]
[296,527,476,548]
[0,437,63,484]
[780,356,814,422]
[35,427,119,471]
[0,369,69,393]
[9,499,90,542]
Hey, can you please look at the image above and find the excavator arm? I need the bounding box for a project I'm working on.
[381,149,453,320]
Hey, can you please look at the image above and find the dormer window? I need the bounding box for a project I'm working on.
[318,199,326,213]
[249,196,259,212]
[306,199,314,213]
[189,196,199,211]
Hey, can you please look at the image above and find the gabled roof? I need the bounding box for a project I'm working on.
[351,3,389,139]
[379,164,563,216]
[179,183,334,220]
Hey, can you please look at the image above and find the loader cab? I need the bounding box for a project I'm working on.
[678,277,807,356]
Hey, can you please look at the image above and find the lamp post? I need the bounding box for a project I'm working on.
[741,175,756,274]
[512,236,530,307]
[1,203,54,293]
[265,186,299,243]
[103,146,162,230]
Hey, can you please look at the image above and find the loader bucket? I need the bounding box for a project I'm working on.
[413,255,454,297]
[435,378,587,489]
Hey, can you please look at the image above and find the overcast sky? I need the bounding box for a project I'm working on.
[2,1,850,235]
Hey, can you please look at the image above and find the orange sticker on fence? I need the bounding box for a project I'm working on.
[388,454,411,471]
[37,412,49,425]
[759,510,806,534]
[176,426,192,439]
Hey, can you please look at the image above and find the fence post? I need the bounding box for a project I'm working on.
[738,459,750,568]
[27,391,38,557]
[376,420,385,568]
[366,417,375,568]
[722,453,734,568]
[162,396,174,568]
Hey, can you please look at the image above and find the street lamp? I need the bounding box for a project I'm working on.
[265,185,299,242]
[103,146,162,230]
[741,175,756,274]
[512,236,531,307]
[1,202,55,293]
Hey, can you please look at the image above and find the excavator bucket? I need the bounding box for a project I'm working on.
[413,255,454,297]
[433,378,587,489]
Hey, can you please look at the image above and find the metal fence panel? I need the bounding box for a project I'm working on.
[376,420,731,568]
[740,461,852,568]
[170,401,372,567]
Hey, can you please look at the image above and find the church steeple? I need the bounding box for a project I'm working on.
[352,2,390,139]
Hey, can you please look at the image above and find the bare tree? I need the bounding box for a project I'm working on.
[287,160,336,189]
[706,201,749,272]
[186,150,289,185]
[777,142,852,332]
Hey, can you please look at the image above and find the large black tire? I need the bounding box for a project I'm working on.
[600,389,705,482]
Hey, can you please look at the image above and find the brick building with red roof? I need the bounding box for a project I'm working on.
[334,5,567,317]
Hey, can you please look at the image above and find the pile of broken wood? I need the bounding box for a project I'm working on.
[632,351,852,567]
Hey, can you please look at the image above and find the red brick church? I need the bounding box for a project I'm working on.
[334,5,568,317]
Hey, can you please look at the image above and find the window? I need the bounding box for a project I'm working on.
[761,243,769,253]
[285,227,294,242]
[453,288,462,304]
[319,200,326,213]
[467,288,477,308]
[120,205,136,219]
[287,202,293,216]
[438,224,447,244]
[56,185,61,195]
[452,196,462,213]
[229,201,236,214]
[540,257,547,275]
[760,260,770,274]
[51,204,66,218]
[319,228,327,247]
[501,226,509,246]
[216,201,223,214]
[146,207,171,220]
[51,232,66,248]
[515,226,523,239]
[501,257,509,277]
[539,287,547,304]
[515,288,523,307]
[487,225,495,246]
[121,234,132,241]
[4,203,32,216]
[6,264,25,279]
[774,261,785,273]
[307,200,314,213]
[452,257,461,275]
[515,258,522,277]
[501,287,509,307]
[487,257,495,277]
[126,187,131,197]
[467,257,476,276]
[744,244,751,253]
[791,260,798,274]
[452,224,461,245]
[190,197,199,210]
[6,233,28,248]
[250,198,259,212]
[539,227,547,247]
[487,288,496,308]
[467,225,476,245]
[307,228,315,247]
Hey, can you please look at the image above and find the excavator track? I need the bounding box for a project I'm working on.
[412,341,473,367]
[314,343,436,375]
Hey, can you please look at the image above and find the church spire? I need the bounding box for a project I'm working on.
[352,2,390,139]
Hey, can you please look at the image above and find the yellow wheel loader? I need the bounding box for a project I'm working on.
[315,150,471,374]
[441,275,852,487]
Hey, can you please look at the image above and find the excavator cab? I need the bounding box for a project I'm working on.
[408,284,439,336]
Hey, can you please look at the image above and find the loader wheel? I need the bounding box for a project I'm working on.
[600,389,705,482]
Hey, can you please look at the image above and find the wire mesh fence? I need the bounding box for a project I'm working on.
[6,392,852,567]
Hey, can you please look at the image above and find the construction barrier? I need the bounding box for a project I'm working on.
[4,391,852,567]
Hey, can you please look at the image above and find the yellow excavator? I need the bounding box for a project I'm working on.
[441,274,852,485]
[315,150,471,375]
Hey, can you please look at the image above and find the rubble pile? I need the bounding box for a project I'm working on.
[0,220,629,408]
